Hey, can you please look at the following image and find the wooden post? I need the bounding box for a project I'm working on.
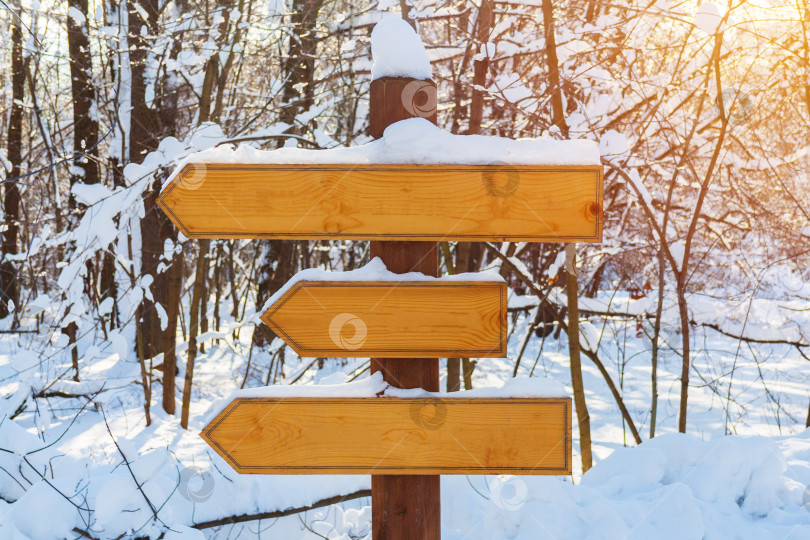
[369,77,441,539]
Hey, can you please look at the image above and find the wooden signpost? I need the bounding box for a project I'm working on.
[158,163,602,241]
[202,397,570,474]
[159,74,602,539]
[260,280,507,358]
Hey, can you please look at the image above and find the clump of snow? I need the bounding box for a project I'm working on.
[47,379,106,395]
[205,371,389,421]
[695,2,726,35]
[166,117,601,189]
[72,182,112,206]
[9,350,39,374]
[371,17,432,80]
[577,433,806,537]
[578,320,601,352]
[24,293,51,316]
[205,372,568,424]
[384,375,568,399]
[0,420,52,501]
[163,526,206,540]
[67,5,86,26]
[599,129,630,157]
[669,241,685,270]
[4,481,79,539]
[627,168,653,207]
[259,256,503,315]
[92,448,178,536]
[444,432,810,539]
[206,370,568,421]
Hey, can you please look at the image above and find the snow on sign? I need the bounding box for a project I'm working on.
[157,84,603,242]
[257,258,507,358]
[201,396,570,475]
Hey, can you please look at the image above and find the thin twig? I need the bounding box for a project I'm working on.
[192,488,372,530]
[486,243,643,444]
[101,410,161,525]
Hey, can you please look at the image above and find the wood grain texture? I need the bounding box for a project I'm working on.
[260,280,506,358]
[368,239,440,539]
[371,475,437,540]
[201,397,572,475]
[369,241,437,275]
[157,163,603,241]
[368,77,438,139]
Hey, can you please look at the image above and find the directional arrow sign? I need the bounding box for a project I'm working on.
[260,280,506,358]
[202,397,571,475]
[158,163,602,241]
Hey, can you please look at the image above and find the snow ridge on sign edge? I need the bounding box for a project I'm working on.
[257,256,504,317]
[162,118,601,192]
[203,371,569,425]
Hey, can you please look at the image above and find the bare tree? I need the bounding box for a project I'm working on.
[0,0,24,323]
[253,0,325,349]
[542,0,592,470]
[67,0,100,197]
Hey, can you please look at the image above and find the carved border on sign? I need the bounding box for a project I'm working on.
[201,397,571,475]
[158,164,603,241]
[260,281,507,357]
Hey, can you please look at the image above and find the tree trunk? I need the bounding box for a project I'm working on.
[676,286,691,433]
[462,0,493,385]
[162,253,183,415]
[98,0,129,330]
[130,0,188,383]
[252,240,296,347]
[166,0,234,412]
[676,32,729,433]
[462,358,476,390]
[0,1,23,321]
[279,0,324,130]
[544,0,591,469]
[181,240,211,429]
[449,9,471,135]
[467,0,493,134]
[62,0,101,371]
[252,0,324,348]
[446,358,460,391]
[650,246,665,438]
[129,0,165,365]
[198,242,209,354]
[565,244,592,473]
[541,0,568,135]
[67,0,100,200]
[213,243,222,335]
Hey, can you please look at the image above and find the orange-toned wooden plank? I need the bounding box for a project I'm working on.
[158,164,602,241]
[260,280,506,358]
[201,397,571,475]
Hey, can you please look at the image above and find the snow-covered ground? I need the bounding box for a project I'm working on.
[2,285,810,539]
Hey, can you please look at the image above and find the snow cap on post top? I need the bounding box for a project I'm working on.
[371,16,433,80]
